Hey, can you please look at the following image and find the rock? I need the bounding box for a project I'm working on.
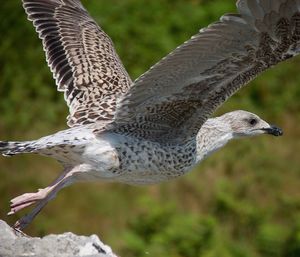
[0,220,118,257]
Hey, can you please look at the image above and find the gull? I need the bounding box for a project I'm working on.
[2,0,299,231]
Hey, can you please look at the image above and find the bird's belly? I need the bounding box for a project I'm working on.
[85,133,197,184]
[112,151,196,185]
[114,171,185,185]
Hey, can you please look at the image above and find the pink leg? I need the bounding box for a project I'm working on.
[8,167,73,215]
[9,189,53,215]
[13,177,71,230]
[8,166,80,230]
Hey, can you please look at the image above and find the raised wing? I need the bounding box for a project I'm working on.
[111,0,300,143]
[23,0,132,127]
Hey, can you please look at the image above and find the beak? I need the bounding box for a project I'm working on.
[261,125,283,136]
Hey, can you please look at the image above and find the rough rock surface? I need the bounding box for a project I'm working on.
[0,220,118,257]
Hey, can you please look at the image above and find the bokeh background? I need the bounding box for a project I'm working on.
[1,0,300,256]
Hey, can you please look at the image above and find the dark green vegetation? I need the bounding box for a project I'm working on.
[0,0,300,256]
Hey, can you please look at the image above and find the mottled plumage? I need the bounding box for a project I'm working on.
[0,0,297,230]
[23,0,132,126]
[112,3,300,143]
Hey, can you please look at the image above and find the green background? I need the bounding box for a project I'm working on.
[1,0,300,256]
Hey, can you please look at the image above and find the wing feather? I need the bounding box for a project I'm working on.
[22,0,132,127]
[112,0,300,143]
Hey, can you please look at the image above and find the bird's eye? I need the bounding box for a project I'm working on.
[249,118,257,126]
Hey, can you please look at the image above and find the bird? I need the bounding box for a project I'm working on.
[1,0,299,231]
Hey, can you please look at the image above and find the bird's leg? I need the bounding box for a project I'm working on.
[8,166,82,230]
[8,167,74,215]
[12,176,71,231]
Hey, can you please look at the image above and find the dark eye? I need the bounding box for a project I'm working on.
[249,118,257,126]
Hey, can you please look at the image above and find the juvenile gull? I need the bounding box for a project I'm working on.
[2,0,299,230]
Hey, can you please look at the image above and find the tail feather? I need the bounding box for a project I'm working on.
[0,141,34,156]
[0,128,93,162]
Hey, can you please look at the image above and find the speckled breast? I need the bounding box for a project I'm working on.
[111,137,198,185]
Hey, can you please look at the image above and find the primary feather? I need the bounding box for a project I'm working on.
[112,0,300,143]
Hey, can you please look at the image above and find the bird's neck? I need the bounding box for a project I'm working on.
[195,117,234,163]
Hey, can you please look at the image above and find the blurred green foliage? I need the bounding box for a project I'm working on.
[0,0,300,256]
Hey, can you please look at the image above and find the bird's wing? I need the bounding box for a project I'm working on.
[111,0,300,143]
[23,0,132,127]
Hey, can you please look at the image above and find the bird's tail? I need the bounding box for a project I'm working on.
[0,141,35,156]
[0,128,93,161]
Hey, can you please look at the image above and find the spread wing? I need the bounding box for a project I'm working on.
[112,0,300,143]
[22,0,132,127]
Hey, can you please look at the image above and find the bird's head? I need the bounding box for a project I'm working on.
[220,110,283,138]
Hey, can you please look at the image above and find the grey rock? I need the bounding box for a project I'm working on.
[0,220,118,257]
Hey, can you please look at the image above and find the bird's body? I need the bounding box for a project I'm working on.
[0,0,298,230]
[2,116,235,185]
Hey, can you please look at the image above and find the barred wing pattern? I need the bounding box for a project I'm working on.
[23,0,132,127]
[113,0,300,143]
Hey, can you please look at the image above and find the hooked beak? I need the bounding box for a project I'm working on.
[261,125,283,137]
